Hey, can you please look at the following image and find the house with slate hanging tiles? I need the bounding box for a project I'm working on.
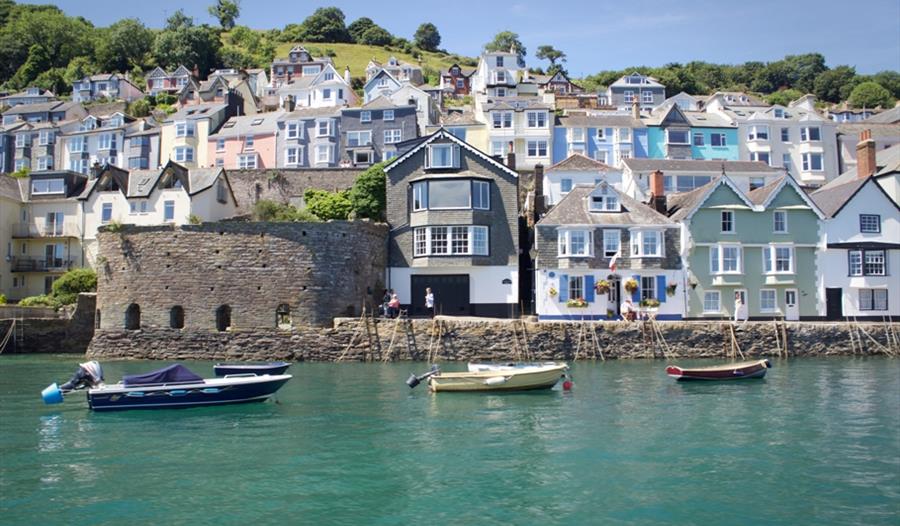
[811,131,900,319]
[667,172,825,320]
[535,173,684,321]
[542,153,620,207]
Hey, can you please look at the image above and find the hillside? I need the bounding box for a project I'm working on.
[273,42,474,84]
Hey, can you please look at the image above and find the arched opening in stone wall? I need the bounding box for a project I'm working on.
[125,304,141,330]
[276,304,291,329]
[216,305,231,332]
[170,306,185,329]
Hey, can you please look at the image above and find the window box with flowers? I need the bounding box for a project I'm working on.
[640,298,660,308]
[594,279,610,294]
[666,283,678,296]
[548,287,558,298]
[566,297,588,308]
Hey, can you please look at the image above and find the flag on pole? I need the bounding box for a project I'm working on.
[609,252,619,273]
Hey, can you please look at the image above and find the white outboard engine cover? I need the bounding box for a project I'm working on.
[80,361,104,385]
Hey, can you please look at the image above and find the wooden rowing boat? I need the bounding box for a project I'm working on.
[665,359,772,381]
[428,363,569,392]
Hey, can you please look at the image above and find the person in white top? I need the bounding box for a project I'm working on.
[425,288,435,318]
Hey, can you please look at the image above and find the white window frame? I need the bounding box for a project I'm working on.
[237,154,258,169]
[603,229,620,258]
[174,121,194,138]
[641,90,653,103]
[384,129,402,144]
[427,144,456,169]
[703,291,721,314]
[630,229,663,258]
[558,229,592,258]
[526,140,547,158]
[748,125,769,141]
[526,111,546,128]
[721,210,735,233]
[472,180,490,210]
[666,129,690,145]
[316,120,331,138]
[413,225,489,256]
[763,245,794,274]
[383,110,395,121]
[285,146,302,167]
[101,202,113,223]
[773,211,788,233]
[801,152,823,172]
[360,111,372,123]
[286,121,302,140]
[710,244,743,274]
[315,145,331,164]
[244,135,255,151]
[347,130,372,147]
[800,126,821,142]
[216,138,226,152]
[68,136,85,153]
[173,146,194,163]
[760,289,778,312]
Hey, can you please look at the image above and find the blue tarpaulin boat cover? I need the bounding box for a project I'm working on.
[123,364,204,387]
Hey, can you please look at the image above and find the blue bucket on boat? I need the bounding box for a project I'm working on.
[42,383,64,405]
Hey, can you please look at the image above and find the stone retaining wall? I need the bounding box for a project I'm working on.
[87,317,899,361]
[1,293,96,354]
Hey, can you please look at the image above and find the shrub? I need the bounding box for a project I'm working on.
[0,293,6,305]
[348,163,386,220]
[11,167,30,178]
[252,199,321,222]
[19,295,61,308]
[51,268,97,305]
[188,214,202,225]
[304,189,353,220]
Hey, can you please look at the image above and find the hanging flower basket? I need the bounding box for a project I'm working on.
[566,297,589,308]
[548,287,558,297]
[666,283,678,296]
[594,279,610,294]
[641,298,661,308]
[624,278,638,293]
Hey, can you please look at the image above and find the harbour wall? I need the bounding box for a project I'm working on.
[94,221,388,330]
[0,293,96,354]
[86,317,899,361]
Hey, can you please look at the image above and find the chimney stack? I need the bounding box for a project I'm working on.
[506,142,516,170]
[344,66,351,85]
[632,97,640,119]
[650,170,666,214]
[284,94,295,112]
[857,129,876,179]
[533,163,545,221]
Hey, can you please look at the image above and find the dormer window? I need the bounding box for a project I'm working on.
[773,108,785,118]
[425,143,459,169]
[31,178,65,195]
[589,188,620,212]
[174,121,194,137]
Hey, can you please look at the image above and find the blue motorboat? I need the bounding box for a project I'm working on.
[42,362,292,411]
[213,361,291,377]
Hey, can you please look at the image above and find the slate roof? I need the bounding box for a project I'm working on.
[747,175,787,205]
[623,158,781,173]
[556,114,644,128]
[547,153,614,172]
[165,103,228,121]
[440,67,475,76]
[211,111,284,139]
[2,101,67,115]
[863,106,900,124]
[824,143,900,188]
[278,107,341,120]
[440,110,480,126]
[836,123,900,139]
[360,96,403,110]
[483,97,553,111]
[610,73,664,89]
[665,178,721,221]
[810,177,869,218]
[538,183,674,226]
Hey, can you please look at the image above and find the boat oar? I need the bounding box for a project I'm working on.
[406,365,440,389]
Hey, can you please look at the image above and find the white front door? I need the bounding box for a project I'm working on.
[785,289,799,321]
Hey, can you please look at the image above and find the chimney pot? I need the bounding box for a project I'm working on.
[856,129,876,179]
[506,147,516,170]
[650,170,667,214]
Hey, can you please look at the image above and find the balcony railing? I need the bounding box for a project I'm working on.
[12,222,82,238]
[10,257,76,272]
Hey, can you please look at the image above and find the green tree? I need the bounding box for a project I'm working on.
[0,0,15,27]
[765,88,803,107]
[782,53,827,93]
[8,43,51,89]
[95,18,154,72]
[870,70,900,99]
[359,26,393,46]
[296,7,350,43]
[208,0,240,30]
[813,65,856,103]
[51,268,97,305]
[347,17,376,43]
[413,22,440,51]
[484,31,526,62]
[252,199,321,222]
[848,81,895,109]
[63,56,97,85]
[304,189,353,220]
[348,163,386,220]
[751,60,792,93]
[535,45,566,75]
[127,98,151,117]
[153,11,221,76]
[0,4,95,84]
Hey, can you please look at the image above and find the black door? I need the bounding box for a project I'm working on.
[825,288,843,320]
[411,274,470,317]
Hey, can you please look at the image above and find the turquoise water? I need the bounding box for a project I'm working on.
[1,356,898,525]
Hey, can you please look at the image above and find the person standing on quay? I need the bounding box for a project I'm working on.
[425,287,435,318]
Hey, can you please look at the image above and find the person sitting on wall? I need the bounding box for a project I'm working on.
[388,293,401,319]
[621,298,636,322]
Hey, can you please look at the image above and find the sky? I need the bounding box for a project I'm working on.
[36,0,900,75]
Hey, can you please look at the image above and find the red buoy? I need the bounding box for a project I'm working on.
[562,379,573,391]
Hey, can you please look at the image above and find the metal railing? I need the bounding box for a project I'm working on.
[10,257,76,272]
[11,222,82,238]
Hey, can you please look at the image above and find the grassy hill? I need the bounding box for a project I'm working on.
[273,42,474,85]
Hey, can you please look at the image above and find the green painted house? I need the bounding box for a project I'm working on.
[667,175,824,320]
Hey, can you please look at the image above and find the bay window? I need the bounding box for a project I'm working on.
[315,145,331,164]
[558,230,592,257]
[413,226,489,256]
[68,136,85,153]
[410,179,492,211]
[748,125,769,141]
[710,245,742,274]
[630,230,662,258]
[492,112,512,129]
[286,121,302,139]
[173,146,194,163]
[801,153,823,172]
[763,245,794,274]
[800,126,820,141]
[666,129,689,144]
[174,121,194,137]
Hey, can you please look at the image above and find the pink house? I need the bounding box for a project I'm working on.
[207,111,283,169]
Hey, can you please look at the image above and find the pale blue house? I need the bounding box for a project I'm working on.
[644,103,738,161]
[553,114,649,168]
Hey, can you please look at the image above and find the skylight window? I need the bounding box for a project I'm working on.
[223,121,236,128]
[251,118,264,126]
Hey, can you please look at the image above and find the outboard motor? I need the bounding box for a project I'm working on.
[42,361,104,404]
[406,365,440,389]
